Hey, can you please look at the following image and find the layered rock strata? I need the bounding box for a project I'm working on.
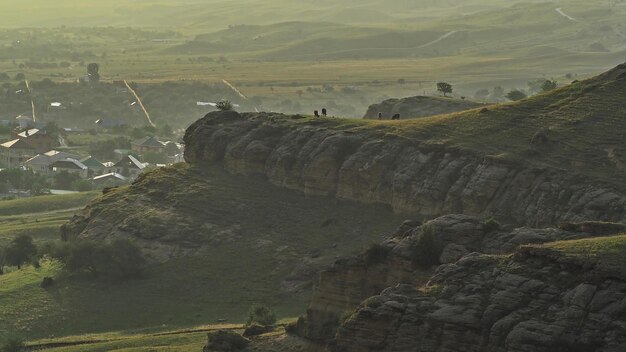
[184,111,626,227]
[331,245,626,352]
[291,215,612,345]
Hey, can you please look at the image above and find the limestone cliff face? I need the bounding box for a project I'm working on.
[291,220,425,343]
[290,214,610,347]
[331,246,626,352]
[184,111,626,227]
[362,96,484,120]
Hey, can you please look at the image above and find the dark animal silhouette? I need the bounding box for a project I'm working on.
[392,113,400,120]
[378,112,382,120]
[321,108,327,117]
[314,110,320,117]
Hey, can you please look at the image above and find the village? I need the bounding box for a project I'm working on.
[0,111,183,198]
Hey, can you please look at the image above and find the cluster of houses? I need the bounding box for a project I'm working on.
[1,115,184,189]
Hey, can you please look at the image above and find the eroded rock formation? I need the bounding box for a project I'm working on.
[291,215,614,347]
[331,246,626,352]
[184,112,626,227]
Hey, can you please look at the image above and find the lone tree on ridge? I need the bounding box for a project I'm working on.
[437,82,453,97]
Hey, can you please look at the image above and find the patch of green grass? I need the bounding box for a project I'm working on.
[0,193,99,246]
[521,234,626,278]
[537,234,626,260]
[420,284,444,297]
[0,192,98,217]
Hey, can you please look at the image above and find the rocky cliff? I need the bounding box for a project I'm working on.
[183,115,626,228]
[331,231,626,351]
[363,96,484,120]
[290,215,622,347]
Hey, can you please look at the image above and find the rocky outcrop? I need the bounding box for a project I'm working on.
[363,96,484,120]
[291,215,605,346]
[292,220,424,343]
[183,112,626,227]
[331,245,626,352]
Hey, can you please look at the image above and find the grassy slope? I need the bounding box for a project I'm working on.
[0,164,405,341]
[532,234,626,273]
[252,63,626,185]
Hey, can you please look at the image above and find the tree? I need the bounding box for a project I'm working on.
[246,304,277,326]
[13,73,25,81]
[48,239,145,279]
[506,90,527,101]
[436,82,453,97]
[87,63,100,82]
[4,235,37,270]
[540,79,558,92]
[216,100,234,111]
[0,72,9,81]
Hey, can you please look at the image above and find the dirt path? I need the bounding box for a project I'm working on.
[416,30,458,49]
[222,79,249,100]
[556,8,577,22]
[24,80,36,122]
[124,80,155,127]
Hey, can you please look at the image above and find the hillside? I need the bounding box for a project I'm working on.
[1,163,405,340]
[7,62,624,345]
[362,96,484,120]
[182,62,626,226]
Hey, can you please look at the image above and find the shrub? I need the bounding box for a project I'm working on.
[483,218,501,233]
[339,310,355,324]
[412,224,442,268]
[246,304,276,326]
[364,296,382,309]
[540,79,558,92]
[506,90,527,101]
[216,100,234,111]
[4,235,37,270]
[364,243,391,266]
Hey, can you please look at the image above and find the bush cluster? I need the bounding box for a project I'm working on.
[46,238,145,279]
[412,224,443,268]
[246,304,276,327]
